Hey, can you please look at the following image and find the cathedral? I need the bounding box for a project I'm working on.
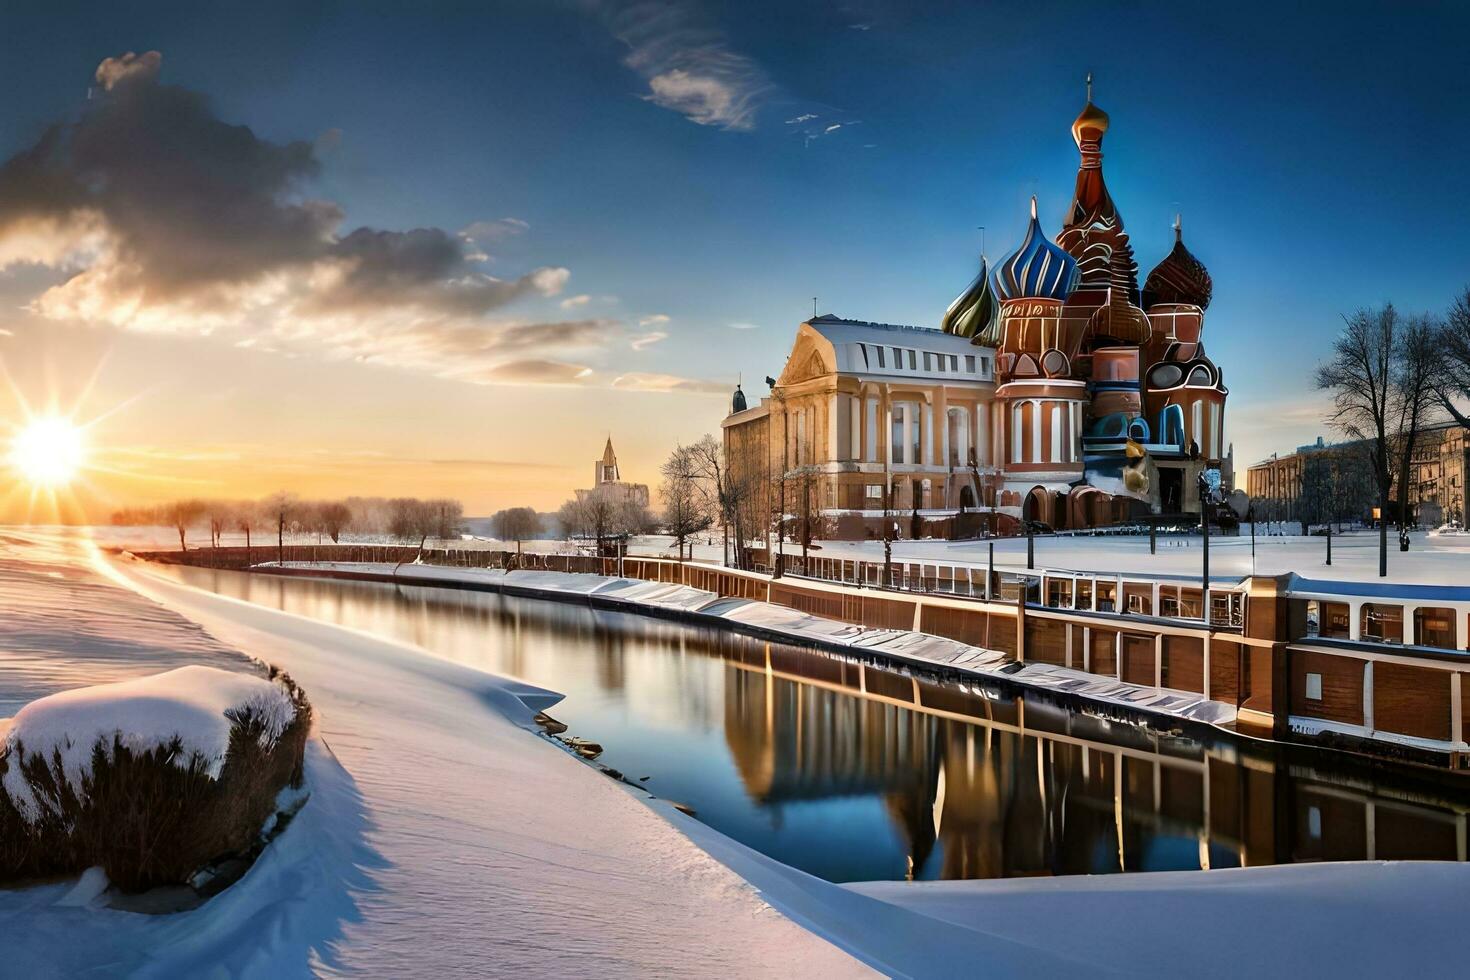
[723,83,1232,537]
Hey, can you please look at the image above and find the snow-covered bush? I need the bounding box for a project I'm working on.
[0,665,311,892]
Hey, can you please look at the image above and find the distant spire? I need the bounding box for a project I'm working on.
[1086,71,1093,102]
[1029,195,1038,220]
[1173,212,1182,242]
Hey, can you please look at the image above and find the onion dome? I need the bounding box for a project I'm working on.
[730,383,747,415]
[995,197,1079,301]
[1071,78,1110,147]
[1142,214,1213,310]
[940,256,999,343]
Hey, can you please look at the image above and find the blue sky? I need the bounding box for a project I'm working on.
[1,1,1467,512]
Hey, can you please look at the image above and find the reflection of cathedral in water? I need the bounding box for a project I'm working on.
[721,653,1467,880]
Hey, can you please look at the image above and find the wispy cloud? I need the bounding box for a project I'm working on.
[559,293,592,309]
[630,330,667,350]
[638,313,670,327]
[610,372,726,394]
[607,3,771,131]
[728,321,760,330]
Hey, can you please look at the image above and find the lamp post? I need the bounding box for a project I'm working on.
[1197,470,1211,593]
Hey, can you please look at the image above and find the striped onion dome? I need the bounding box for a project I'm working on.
[995,197,1079,302]
[939,256,998,342]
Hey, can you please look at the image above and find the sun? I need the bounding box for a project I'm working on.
[8,416,86,488]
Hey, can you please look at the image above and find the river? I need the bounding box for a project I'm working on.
[153,563,1470,883]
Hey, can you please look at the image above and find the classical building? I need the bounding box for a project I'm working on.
[723,82,1233,538]
[1246,423,1469,526]
[722,319,998,538]
[575,437,649,508]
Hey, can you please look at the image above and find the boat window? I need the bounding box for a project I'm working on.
[1414,607,1456,649]
[1361,603,1404,644]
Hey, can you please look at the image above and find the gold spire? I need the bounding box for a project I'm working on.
[1071,73,1110,148]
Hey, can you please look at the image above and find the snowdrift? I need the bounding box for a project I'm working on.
[0,664,311,892]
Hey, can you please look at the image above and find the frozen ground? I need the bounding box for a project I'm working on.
[5,527,1470,978]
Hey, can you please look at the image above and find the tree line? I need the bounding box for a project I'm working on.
[112,494,464,556]
[1316,288,1470,574]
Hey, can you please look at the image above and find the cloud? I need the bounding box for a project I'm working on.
[728,321,760,330]
[638,313,670,326]
[0,52,650,389]
[94,51,162,91]
[785,113,818,125]
[610,372,726,394]
[460,217,529,244]
[629,330,667,350]
[559,293,592,309]
[609,3,771,131]
[469,358,596,386]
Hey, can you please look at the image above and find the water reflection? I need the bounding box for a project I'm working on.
[156,564,1470,883]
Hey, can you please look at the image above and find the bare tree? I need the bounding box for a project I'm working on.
[660,444,712,561]
[262,492,297,566]
[318,501,353,543]
[203,499,231,549]
[490,506,543,554]
[387,497,461,558]
[235,501,260,551]
[1391,315,1443,537]
[1317,306,1399,576]
[165,499,205,552]
[426,498,465,544]
[1437,286,1470,426]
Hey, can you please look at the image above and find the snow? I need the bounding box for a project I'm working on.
[0,530,867,976]
[7,527,1470,977]
[2,664,296,823]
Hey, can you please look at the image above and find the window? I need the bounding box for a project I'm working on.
[965,355,976,373]
[875,346,886,368]
[1415,607,1456,648]
[825,483,837,509]
[1361,603,1404,643]
[1308,805,1322,839]
[1095,581,1117,613]
[1322,601,1351,638]
[1076,579,1093,611]
[858,344,869,368]
[907,349,917,370]
[1305,672,1323,701]
[892,346,902,368]
[865,484,883,500]
[1046,579,1073,608]
[891,403,908,464]
[1123,583,1153,616]
[980,356,990,375]
[924,352,934,371]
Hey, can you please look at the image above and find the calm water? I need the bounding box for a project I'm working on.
[157,564,1470,882]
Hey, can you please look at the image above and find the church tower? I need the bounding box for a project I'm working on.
[596,437,620,486]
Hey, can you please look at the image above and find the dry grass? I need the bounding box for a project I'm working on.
[0,669,311,893]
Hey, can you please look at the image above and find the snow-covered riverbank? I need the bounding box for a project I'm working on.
[1,530,866,976]
[6,527,1470,978]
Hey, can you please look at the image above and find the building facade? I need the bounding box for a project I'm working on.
[724,85,1233,538]
[1246,423,1470,527]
